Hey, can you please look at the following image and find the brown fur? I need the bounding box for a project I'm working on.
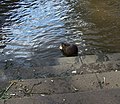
[59,43,78,57]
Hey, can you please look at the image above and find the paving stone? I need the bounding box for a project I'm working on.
[4,63,84,79]
[96,71,120,89]
[7,78,75,98]
[56,56,80,65]
[106,53,120,61]
[7,73,100,98]
[80,53,120,64]
[2,53,120,80]
[80,55,98,64]
[4,59,120,80]
[6,71,120,99]
[57,53,120,65]
[32,64,84,78]
[2,60,120,85]
[0,100,4,104]
[102,60,120,71]
[2,88,120,104]
[79,60,120,73]
[1,53,120,103]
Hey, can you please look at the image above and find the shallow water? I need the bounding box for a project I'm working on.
[0,0,120,68]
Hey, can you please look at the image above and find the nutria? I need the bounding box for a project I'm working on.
[59,43,78,57]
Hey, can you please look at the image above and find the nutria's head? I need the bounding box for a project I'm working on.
[59,43,70,50]
[59,42,78,57]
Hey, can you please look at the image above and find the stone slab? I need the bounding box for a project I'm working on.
[56,56,80,65]
[80,55,98,64]
[3,60,120,80]
[1,53,120,81]
[79,60,120,73]
[1,88,120,104]
[80,53,120,64]
[3,63,84,79]
[96,71,120,89]
[6,71,120,99]
[0,100,4,104]
[106,53,120,61]
[7,73,99,98]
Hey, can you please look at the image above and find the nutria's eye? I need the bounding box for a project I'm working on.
[59,45,63,50]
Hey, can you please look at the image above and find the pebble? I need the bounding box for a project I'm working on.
[72,70,77,74]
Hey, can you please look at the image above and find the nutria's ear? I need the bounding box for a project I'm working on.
[61,42,70,47]
[61,42,65,46]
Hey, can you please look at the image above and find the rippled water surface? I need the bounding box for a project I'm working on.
[0,0,120,68]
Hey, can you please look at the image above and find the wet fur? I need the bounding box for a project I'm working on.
[59,43,78,57]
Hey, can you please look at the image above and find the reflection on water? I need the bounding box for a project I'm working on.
[77,0,120,52]
[0,0,120,68]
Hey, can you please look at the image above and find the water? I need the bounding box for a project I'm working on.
[0,0,120,68]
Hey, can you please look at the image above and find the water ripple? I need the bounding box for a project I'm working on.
[0,0,120,67]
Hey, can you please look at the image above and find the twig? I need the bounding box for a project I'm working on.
[0,81,17,99]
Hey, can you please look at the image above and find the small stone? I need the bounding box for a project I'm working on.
[63,99,66,101]
[19,84,23,87]
[18,88,23,91]
[41,94,45,96]
[18,90,22,93]
[44,80,47,82]
[51,80,54,82]
[26,88,29,91]
[33,69,36,72]
[20,79,24,82]
[72,70,77,74]
[10,93,16,96]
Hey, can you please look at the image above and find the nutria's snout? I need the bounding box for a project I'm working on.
[59,43,78,57]
[59,45,63,50]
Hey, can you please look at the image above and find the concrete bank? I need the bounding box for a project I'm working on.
[1,53,120,79]
[0,53,120,104]
[0,71,120,104]
[1,88,120,104]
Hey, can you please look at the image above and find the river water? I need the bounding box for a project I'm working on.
[0,0,120,68]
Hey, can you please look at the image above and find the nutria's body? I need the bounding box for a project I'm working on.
[59,43,78,57]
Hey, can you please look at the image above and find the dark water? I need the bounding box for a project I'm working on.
[0,0,120,68]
